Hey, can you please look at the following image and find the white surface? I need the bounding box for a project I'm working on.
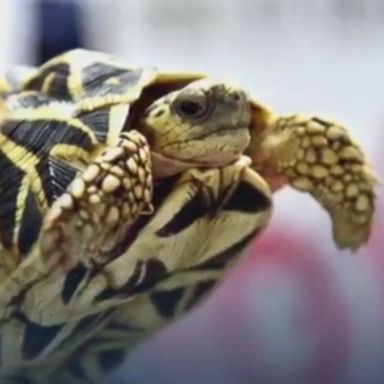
[0,0,36,69]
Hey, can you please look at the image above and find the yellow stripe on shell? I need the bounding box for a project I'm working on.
[19,54,64,90]
[10,106,100,148]
[49,144,94,167]
[106,104,130,146]
[11,103,75,120]
[41,73,56,94]
[68,53,86,100]
[13,176,31,246]
[0,135,48,210]
[69,118,99,145]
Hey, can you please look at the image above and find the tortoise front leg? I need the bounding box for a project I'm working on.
[247,113,378,251]
[41,129,153,273]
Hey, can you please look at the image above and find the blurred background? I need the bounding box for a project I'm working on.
[1,0,383,383]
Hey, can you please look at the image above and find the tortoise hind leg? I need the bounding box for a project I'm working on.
[40,129,153,273]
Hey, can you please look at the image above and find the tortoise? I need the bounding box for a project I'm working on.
[0,49,377,383]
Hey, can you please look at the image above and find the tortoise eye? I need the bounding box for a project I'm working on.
[173,93,209,120]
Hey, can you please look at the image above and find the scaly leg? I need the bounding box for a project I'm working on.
[248,113,378,250]
[40,129,153,272]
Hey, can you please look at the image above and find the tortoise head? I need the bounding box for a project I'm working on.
[139,76,377,251]
[138,78,252,177]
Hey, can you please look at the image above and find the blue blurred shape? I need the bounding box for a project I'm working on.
[36,0,85,64]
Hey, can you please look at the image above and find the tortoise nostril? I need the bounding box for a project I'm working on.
[227,90,244,104]
[232,92,241,101]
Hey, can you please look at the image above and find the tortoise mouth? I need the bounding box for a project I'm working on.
[152,124,250,173]
[158,125,249,150]
[183,125,249,143]
[151,152,199,179]
[150,149,244,179]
